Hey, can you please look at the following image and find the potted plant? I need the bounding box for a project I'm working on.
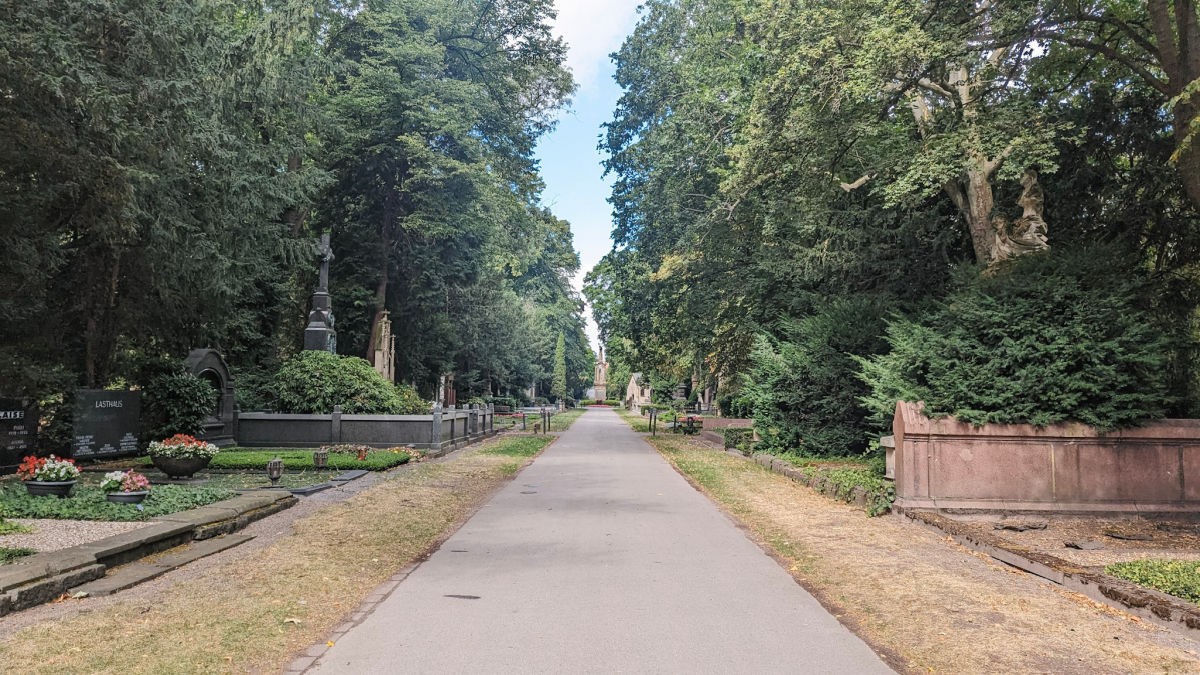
[17,455,81,498]
[147,434,219,478]
[100,470,151,504]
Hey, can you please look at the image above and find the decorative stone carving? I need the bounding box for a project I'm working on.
[992,169,1050,264]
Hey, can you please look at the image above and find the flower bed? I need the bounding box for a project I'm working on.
[0,477,234,522]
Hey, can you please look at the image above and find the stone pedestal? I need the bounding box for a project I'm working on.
[304,291,337,352]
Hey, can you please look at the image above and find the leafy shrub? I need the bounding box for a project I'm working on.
[142,371,219,440]
[275,351,429,415]
[743,297,889,456]
[722,428,755,451]
[1105,559,1200,604]
[858,248,1175,431]
[119,353,219,441]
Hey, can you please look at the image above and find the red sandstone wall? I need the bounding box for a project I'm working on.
[892,401,1200,513]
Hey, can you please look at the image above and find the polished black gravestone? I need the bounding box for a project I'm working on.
[73,389,141,459]
[0,398,38,473]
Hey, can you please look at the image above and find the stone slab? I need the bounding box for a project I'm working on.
[4,564,106,614]
[330,470,369,482]
[72,534,253,597]
[288,482,334,495]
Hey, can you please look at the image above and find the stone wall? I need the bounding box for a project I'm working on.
[238,405,494,452]
[892,400,1200,514]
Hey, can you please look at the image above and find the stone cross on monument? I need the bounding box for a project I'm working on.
[304,232,338,353]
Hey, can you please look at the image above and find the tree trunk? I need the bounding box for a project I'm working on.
[83,248,122,388]
[1175,102,1200,209]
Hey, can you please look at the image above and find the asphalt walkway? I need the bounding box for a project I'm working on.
[309,408,891,674]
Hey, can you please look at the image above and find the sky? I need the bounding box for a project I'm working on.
[535,0,644,354]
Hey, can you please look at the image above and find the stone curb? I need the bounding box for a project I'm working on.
[899,509,1200,638]
[0,490,297,616]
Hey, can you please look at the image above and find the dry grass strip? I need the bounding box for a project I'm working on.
[652,436,1200,674]
[0,440,545,674]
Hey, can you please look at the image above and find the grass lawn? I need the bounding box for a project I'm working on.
[549,408,585,432]
[192,470,341,491]
[615,407,653,433]
[480,436,552,458]
[0,474,235,522]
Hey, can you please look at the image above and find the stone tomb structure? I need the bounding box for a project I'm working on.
[891,400,1200,514]
[185,348,238,447]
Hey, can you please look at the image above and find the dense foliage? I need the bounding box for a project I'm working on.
[0,0,594,446]
[275,351,428,415]
[859,250,1175,431]
[587,0,1200,454]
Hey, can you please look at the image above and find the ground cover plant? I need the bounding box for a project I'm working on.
[1105,560,1200,605]
[0,547,35,564]
[0,480,234,522]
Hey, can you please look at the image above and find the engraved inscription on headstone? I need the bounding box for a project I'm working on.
[0,398,37,473]
[73,390,141,459]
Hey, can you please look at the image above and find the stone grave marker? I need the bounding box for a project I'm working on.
[73,389,141,459]
[0,398,38,472]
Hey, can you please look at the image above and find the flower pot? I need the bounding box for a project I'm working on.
[24,480,77,498]
[151,455,212,479]
[106,490,149,504]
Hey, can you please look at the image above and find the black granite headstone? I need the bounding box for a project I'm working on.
[73,389,141,459]
[0,398,37,472]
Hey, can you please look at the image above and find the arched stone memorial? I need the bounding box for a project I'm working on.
[185,348,237,446]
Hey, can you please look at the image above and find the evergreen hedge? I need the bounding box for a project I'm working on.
[275,351,429,415]
[858,248,1175,431]
[744,297,889,456]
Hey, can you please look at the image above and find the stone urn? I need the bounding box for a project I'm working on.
[23,480,76,498]
[151,455,211,479]
[106,490,150,505]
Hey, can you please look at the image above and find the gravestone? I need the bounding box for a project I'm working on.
[184,348,237,447]
[303,233,338,352]
[73,390,141,459]
[0,398,38,473]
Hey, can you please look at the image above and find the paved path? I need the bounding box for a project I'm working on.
[310,409,891,674]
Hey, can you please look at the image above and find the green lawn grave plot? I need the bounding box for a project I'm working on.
[133,448,413,472]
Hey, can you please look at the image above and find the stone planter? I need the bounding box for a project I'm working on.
[23,480,76,498]
[106,490,149,504]
[151,455,212,479]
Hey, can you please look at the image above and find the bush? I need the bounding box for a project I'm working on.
[858,248,1175,431]
[743,297,889,456]
[722,428,755,452]
[274,351,429,415]
[1105,560,1200,604]
[142,371,218,441]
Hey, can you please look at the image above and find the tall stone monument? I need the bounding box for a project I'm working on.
[594,346,608,401]
[304,232,338,352]
[372,311,396,382]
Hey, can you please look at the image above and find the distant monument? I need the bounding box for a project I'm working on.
[304,232,338,352]
[594,346,608,401]
[372,311,395,382]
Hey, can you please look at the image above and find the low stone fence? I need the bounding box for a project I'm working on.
[892,400,1200,514]
[237,405,494,452]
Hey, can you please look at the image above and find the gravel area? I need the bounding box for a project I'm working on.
[957,515,1200,568]
[0,518,150,554]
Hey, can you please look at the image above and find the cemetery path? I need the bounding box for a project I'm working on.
[308,408,892,674]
